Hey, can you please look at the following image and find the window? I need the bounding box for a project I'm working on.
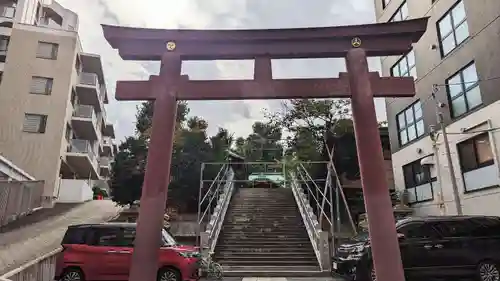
[458,133,494,173]
[447,63,481,117]
[403,158,435,203]
[62,227,90,245]
[432,220,474,238]
[23,114,47,133]
[36,42,58,59]
[0,36,9,52]
[391,50,416,79]
[0,5,16,18]
[30,76,53,95]
[437,1,469,56]
[397,101,424,146]
[389,1,408,22]
[398,223,440,239]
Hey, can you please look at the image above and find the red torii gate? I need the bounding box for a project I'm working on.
[102,18,428,281]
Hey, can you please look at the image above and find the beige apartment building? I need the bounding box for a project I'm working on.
[0,0,116,206]
[375,0,500,216]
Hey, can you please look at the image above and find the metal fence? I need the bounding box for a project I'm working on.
[0,180,45,227]
[0,248,60,281]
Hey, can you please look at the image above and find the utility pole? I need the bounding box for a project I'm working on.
[432,86,463,215]
[429,125,446,215]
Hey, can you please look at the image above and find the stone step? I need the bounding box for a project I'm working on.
[221,266,326,277]
[221,233,310,239]
[218,259,319,266]
[220,236,310,241]
[216,255,318,262]
[215,251,316,257]
[215,246,315,253]
[220,231,309,237]
[223,223,305,229]
[220,240,312,245]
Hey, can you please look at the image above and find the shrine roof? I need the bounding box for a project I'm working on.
[102,18,429,61]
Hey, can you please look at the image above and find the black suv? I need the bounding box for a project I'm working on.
[333,216,500,281]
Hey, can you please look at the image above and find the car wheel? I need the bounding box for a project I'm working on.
[157,267,181,281]
[60,268,85,281]
[478,261,500,281]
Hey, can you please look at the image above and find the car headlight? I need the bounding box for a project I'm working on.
[178,251,201,258]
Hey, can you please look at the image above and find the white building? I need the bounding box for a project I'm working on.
[375,0,500,216]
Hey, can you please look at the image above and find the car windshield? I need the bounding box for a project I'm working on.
[351,231,370,242]
[162,228,178,246]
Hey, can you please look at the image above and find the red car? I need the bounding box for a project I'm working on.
[55,222,200,281]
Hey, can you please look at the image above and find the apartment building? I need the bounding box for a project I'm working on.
[0,0,116,206]
[375,0,500,216]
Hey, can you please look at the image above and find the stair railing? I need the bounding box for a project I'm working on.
[197,164,235,258]
[289,168,331,271]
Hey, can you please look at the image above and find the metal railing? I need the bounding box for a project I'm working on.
[78,72,98,87]
[99,157,110,167]
[197,164,235,256]
[68,139,97,167]
[72,104,95,120]
[0,248,60,281]
[0,180,45,227]
[0,6,15,19]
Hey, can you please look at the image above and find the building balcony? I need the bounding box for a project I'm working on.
[101,137,114,157]
[65,139,99,180]
[71,104,98,141]
[99,157,111,177]
[102,122,115,138]
[80,52,108,103]
[75,72,104,112]
[0,6,15,22]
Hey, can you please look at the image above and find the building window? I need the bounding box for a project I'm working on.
[397,100,424,146]
[447,62,481,118]
[403,158,435,203]
[0,5,16,19]
[30,76,53,95]
[36,42,58,59]
[389,1,408,22]
[458,133,497,192]
[437,0,469,56]
[391,49,416,79]
[23,113,47,133]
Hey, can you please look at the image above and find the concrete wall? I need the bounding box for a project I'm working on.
[0,24,78,199]
[57,179,92,203]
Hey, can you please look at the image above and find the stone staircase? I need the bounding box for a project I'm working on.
[214,187,323,277]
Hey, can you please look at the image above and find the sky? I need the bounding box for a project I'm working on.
[56,0,387,141]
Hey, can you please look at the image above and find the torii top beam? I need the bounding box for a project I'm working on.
[102,18,428,61]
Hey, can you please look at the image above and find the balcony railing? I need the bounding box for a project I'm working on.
[99,157,110,167]
[68,139,96,163]
[72,104,95,119]
[103,137,113,146]
[78,72,98,87]
[0,180,44,227]
[0,6,15,19]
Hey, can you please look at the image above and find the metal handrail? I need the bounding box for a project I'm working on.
[197,164,228,225]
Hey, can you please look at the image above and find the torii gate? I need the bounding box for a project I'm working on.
[102,18,428,281]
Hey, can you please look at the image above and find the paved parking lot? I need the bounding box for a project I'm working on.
[0,200,121,275]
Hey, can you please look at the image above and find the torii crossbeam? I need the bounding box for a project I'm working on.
[103,17,428,281]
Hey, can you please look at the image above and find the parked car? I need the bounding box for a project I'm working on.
[55,222,201,281]
[332,215,500,281]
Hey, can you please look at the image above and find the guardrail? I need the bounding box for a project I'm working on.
[0,248,61,281]
[198,164,235,257]
[0,181,45,227]
[289,171,331,271]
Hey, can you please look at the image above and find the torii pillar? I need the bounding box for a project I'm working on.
[102,17,428,281]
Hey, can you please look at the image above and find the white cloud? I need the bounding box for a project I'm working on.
[56,0,386,141]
